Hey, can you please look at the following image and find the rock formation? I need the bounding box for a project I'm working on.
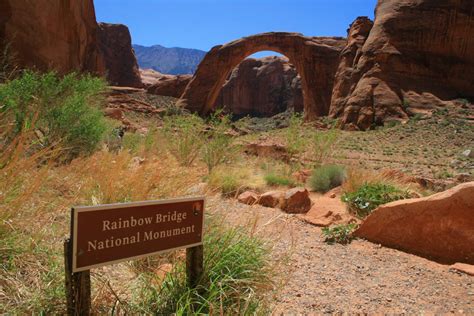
[177,33,346,120]
[355,182,474,264]
[146,71,192,98]
[330,0,474,130]
[0,0,105,75]
[97,23,142,87]
[215,56,303,117]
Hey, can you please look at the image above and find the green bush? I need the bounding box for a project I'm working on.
[285,113,307,159]
[264,172,295,187]
[342,183,411,218]
[134,221,273,314]
[0,71,107,159]
[162,114,205,166]
[201,112,235,173]
[309,164,346,193]
[322,223,358,244]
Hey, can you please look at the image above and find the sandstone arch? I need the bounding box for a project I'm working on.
[177,32,346,119]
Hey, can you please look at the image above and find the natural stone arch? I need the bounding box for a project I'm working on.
[177,32,346,120]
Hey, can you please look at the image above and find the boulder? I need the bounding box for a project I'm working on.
[281,187,312,214]
[214,56,303,117]
[258,191,284,208]
[330,1,474,129]
[450,263,474,276]
[97,23,142,87]
[103,108,124,120]
[237,191,260,205]
[299,193,357,227]
[244,140,288,161]
[355,182,474,264]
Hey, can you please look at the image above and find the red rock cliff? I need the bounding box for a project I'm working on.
[330,0,474,130]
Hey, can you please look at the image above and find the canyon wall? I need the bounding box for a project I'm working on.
[330,0,474,130]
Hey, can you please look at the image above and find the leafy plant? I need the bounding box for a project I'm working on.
[322,223,358,244]
[342,183,411,218]
[162,114,205,166]
[309,164,346,193]
[285,113,307,159]
[264,172,295,187]
[0,71,107,159]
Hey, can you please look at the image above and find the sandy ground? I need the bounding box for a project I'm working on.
[207,196,474,315]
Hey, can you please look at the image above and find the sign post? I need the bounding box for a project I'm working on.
[64,196,205,314]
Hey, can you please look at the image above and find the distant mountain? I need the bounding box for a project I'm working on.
[132,44,207,75]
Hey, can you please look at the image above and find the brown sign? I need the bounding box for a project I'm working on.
[71,197,204,272]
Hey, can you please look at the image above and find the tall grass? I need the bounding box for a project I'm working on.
[132,217,274,314]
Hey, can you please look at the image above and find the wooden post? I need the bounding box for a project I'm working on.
[64,239,91,316]
[186,245,204,289]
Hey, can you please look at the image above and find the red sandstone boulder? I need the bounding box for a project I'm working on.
[450,263,474,276]
[258,191,284,208]
[103,108,124,120]
[97,23,142,88]
[214,56,303,117]
[330,1,474,129]
[355,182,474,264]
[281,187,311,214]
[237,191,260,205]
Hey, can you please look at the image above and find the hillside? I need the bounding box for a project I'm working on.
[133,44,206,75]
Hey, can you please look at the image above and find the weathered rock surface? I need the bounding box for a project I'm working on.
[0,0,105,75]
[243,139,288,161]
[330,1,474,129]
[281,187,311,213]
[146,72,192,98]
[355,182,474,264]
[215,56,303,117]
[97,23,142,87]
[450,263,474,276]
[258,191,284,208]
[237,191,260,205]
[178,33,346,120]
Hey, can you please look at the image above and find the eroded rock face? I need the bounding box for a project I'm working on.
[355,182,474,264]
[215,56,303,117]
[98,23,142,87]
[281,187,311,214]
[146,72,193,98]
[0,0,105,75]
[330,1,474,130]
[177,33,346,120]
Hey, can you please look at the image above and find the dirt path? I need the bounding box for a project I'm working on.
[207,196,474,314]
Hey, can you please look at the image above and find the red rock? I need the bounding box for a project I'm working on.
[147,72,192,98]
[299,195,357,227]
[450,263,474,276]
[0,0,105,75]
[244,140,288,161]
[214,56,303,117]
[237,191,260,205]
[97,23,142,88]
[292,169,312,184]
[355,182,474,264]
[330,1,474,129]
[258,191,284,208]
[177,33,346,120]
[103,108,124,120]
[281,187,311,214]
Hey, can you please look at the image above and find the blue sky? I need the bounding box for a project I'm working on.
[95,0,376,55]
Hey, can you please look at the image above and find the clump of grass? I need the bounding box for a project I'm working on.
[201,111,236,173]
[322,223,358,244]
[309,164,346,193]
[162,114,205,166]
[309,127,339,166]
[342,183,411,218]
[207,165,264,196]
[264,172,295,187]
[132,219,274,314]
[284,113,307,160]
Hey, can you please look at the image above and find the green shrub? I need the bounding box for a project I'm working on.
[310,128,339,166]
[342,183,411,218]
[309,164,346,193]
[0,71,107,159]
[162,114,205,166]
[264,172,295,187]
[322,223,358,244]
[134,221,273,314]
[201,112,235,173]
[121,132,143,154]
[285,113,307,159]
